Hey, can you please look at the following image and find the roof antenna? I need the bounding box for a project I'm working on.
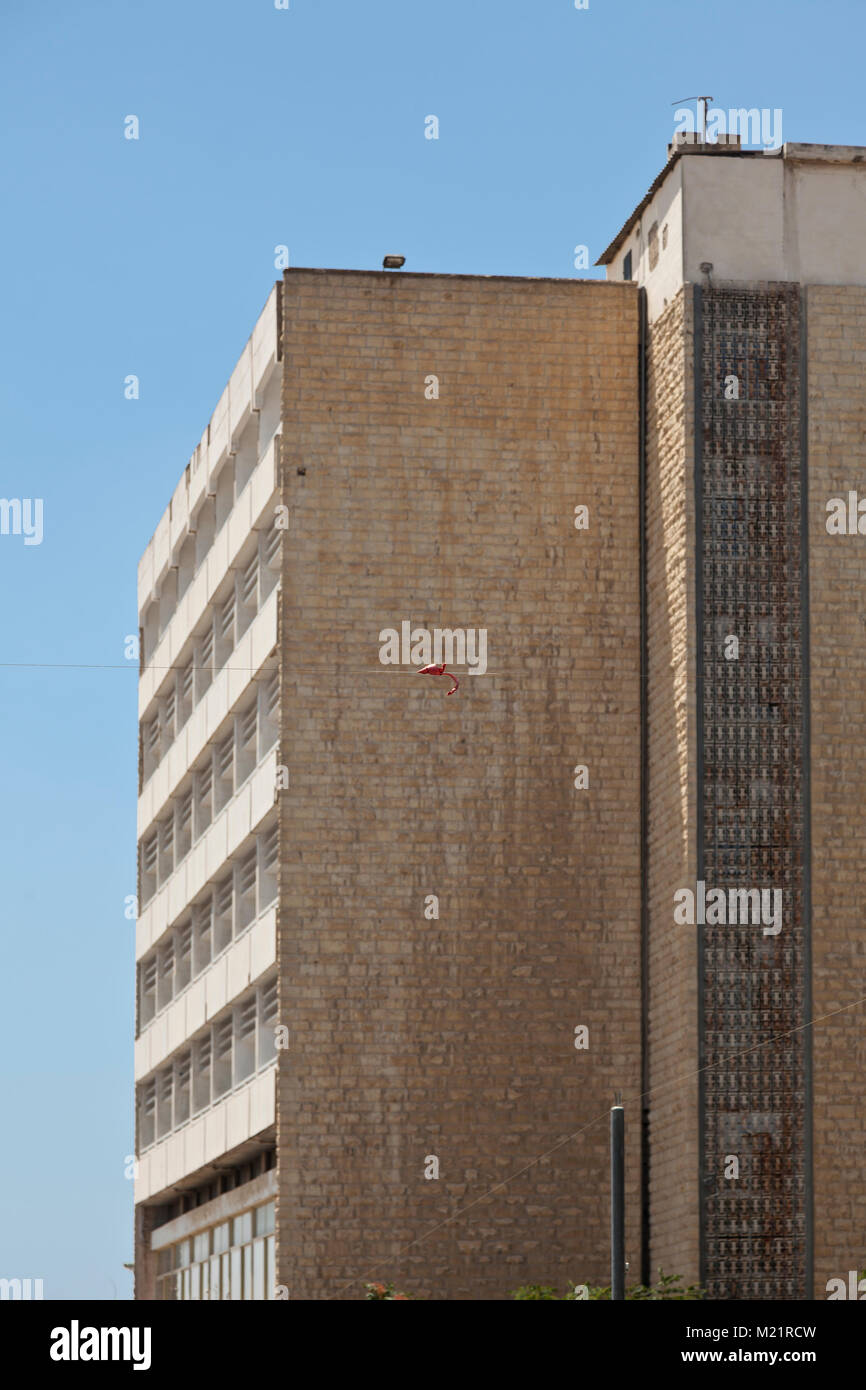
[672,95,713,143]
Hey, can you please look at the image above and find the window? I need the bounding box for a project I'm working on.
[158,570,178,642]
[213,875,233,955]
[162,686,176,748]
[139,958,157,1029]
[143,716,160,782]
[230,1247,242,1301]
[215,459,235,533]
[648,221,659,271]
[154,1201,276,1301]
[233,1211,253,1245]
[139,1079,156,1149]
[193,1034,211,1114]
[157,939,175,1012]
[266,1235,275,1300]
[236,850,257,936]
[234,997,257,1084]
[143,602,160,667]
[196,623,214,703]
[263,523,281,576]
[157,1068,173,1140]
[216,590,236,671]
[194,497,215,572]
[256,1202,275,1237]
[176,789,193,863]
[258,979,278,1067]
[193,899,212,976]
[141,831,158,906]
[259,823,278,909]
[195,761,213,839]
[252,1238,266,1300]
[176,922,192,993]
[177,534,196,603]
[178,660,194,730]
[158,815,174,886]
[215,731,234,814]
[213,1018,233,1099]
[258,672,279,758]
[175,1052,191,1127]
[238,552,258,639]
[623,250,633,281]
[236,702,257,787]
[234,418,259,497]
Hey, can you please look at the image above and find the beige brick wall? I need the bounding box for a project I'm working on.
[806,284,866,1297]
[275,269,642,1299]
[645,287,700,1284]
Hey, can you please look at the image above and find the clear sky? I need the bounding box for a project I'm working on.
[0,0,863,1301]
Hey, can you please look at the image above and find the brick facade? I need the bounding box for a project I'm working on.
[275,269,643,1300]
[645,287,701,1285]
[806,285,866,1296]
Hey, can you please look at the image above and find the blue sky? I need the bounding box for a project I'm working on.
[0,0,863,1301]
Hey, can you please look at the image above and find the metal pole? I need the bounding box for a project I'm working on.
[611,1100,625,1300]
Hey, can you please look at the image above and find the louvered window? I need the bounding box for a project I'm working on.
[263,524,281,569]
[178,660,194,729]
[258,823,278,909]
[193,1034,211,1114]
[143,716,161,781]
[258,672,279,757]
[237,552,258,639]
[141,831,158,906]
[236,850,257,934]
[234,997,257,1084]
[157,1067,174,1140]
[176,922,192,993]
[157,939,175,1011]
[139,1079,156,1149]
[196,623,214,702]
[213,1018,233,1099]
[236,702,257,786]
[196,761,213,839]
[139,957,157,1028]
[162,687,176,746]
[192,899,212,976]
[174,1052,191,1127]
[215,731,234,812]
[260,526,281,603]
[260,823,278,872]
[213,875,233,955]
[176,789,193,861]
[216,591,236,669]
[158,815,174,886]
[258,978,279,1066]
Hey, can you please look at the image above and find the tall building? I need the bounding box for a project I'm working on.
[134,139,866,1300]
[134,289,283,1300]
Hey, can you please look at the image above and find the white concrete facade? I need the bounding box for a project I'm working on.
[134,285,282,1215]
[601,144,866,320]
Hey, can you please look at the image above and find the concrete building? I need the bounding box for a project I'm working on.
[134,139,866,1300]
